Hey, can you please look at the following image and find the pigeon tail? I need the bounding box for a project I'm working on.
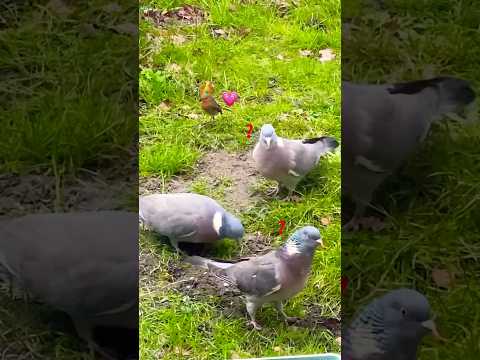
[184,256,235,270]
[302,136,339,152]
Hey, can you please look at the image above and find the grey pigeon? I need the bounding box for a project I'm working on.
[0,211,138,359]
[252,124,339,196]
[139,193,244,251]
[186,226,324,329]
[342,77,476,230]
[343,288,440,360]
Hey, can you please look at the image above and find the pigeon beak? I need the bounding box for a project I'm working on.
[421,319,443,340]
[316,239,325,248]
[264,137,271,149]
[464,100,478,122]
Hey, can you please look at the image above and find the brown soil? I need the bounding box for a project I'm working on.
[0,171,135,216]
[140,150,262,211]
[140,149,339,334]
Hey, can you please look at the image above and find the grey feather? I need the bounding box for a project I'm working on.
[0,211,138,354]
[186,226,323,329]
[139,193,244,250]
[253,124,338,191]
[342,77,476,227]
[343,288,437,360]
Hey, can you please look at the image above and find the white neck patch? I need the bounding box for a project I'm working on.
[355,155,387,173]
[284,240,301,256]
[212,211,223,235]
[277,137,284,147]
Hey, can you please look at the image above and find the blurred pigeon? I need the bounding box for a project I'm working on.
[0,211,138,359]
[252,124,338,197]
[342,77,476,230]
[343,288,441,360]
[139,193,244,251]
[186,226,324,329]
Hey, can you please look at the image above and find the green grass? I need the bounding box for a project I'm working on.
[0,1,137,358]
[0,1,137,175]
[342,1,480,359]
[139,0,341,359]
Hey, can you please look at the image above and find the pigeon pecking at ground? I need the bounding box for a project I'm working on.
[342,77,477,231]
[139,193,244,251]
[185,226,324,330]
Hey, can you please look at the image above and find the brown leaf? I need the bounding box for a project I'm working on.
[432,268,454,289]
[318,48,336,63]
[165,63,181,73]
[273,346,282,352]
[159,101,172,112]
[212,28,229,39]
[321,217,331,226]
[172,34,187,45]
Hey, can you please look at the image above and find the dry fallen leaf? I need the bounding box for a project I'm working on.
[276,54,285,60]
[432,268,454,289]
[158,101,172,112]
[273,346,282,352]
[321,217,331,226]
[173,347,191,356]
[212,28,229,39]
[299,49,313,57]
[318,48,336,63]
[165,63,181,73]
[172,34,187,45]
[187,113,200,119]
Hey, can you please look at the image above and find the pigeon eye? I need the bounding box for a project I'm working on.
[401,308,407,317]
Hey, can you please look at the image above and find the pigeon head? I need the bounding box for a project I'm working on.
[380,288,439,343]
[282,226,323,256]
[435,77,476,117]
[213,211,244,240]
[260,124,278,149]
[388,76,477,121]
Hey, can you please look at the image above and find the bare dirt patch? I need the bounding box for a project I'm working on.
[0,171,133,216]
[140,150,262,211]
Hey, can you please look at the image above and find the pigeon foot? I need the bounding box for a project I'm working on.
[248,320,263,330]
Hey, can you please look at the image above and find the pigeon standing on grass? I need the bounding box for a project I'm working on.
[0,211,138,360]
[252,124,339,198]
[342,77,477,231]
[186,226,324,330]
[139,193,244,251]
[343,288,441,360]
